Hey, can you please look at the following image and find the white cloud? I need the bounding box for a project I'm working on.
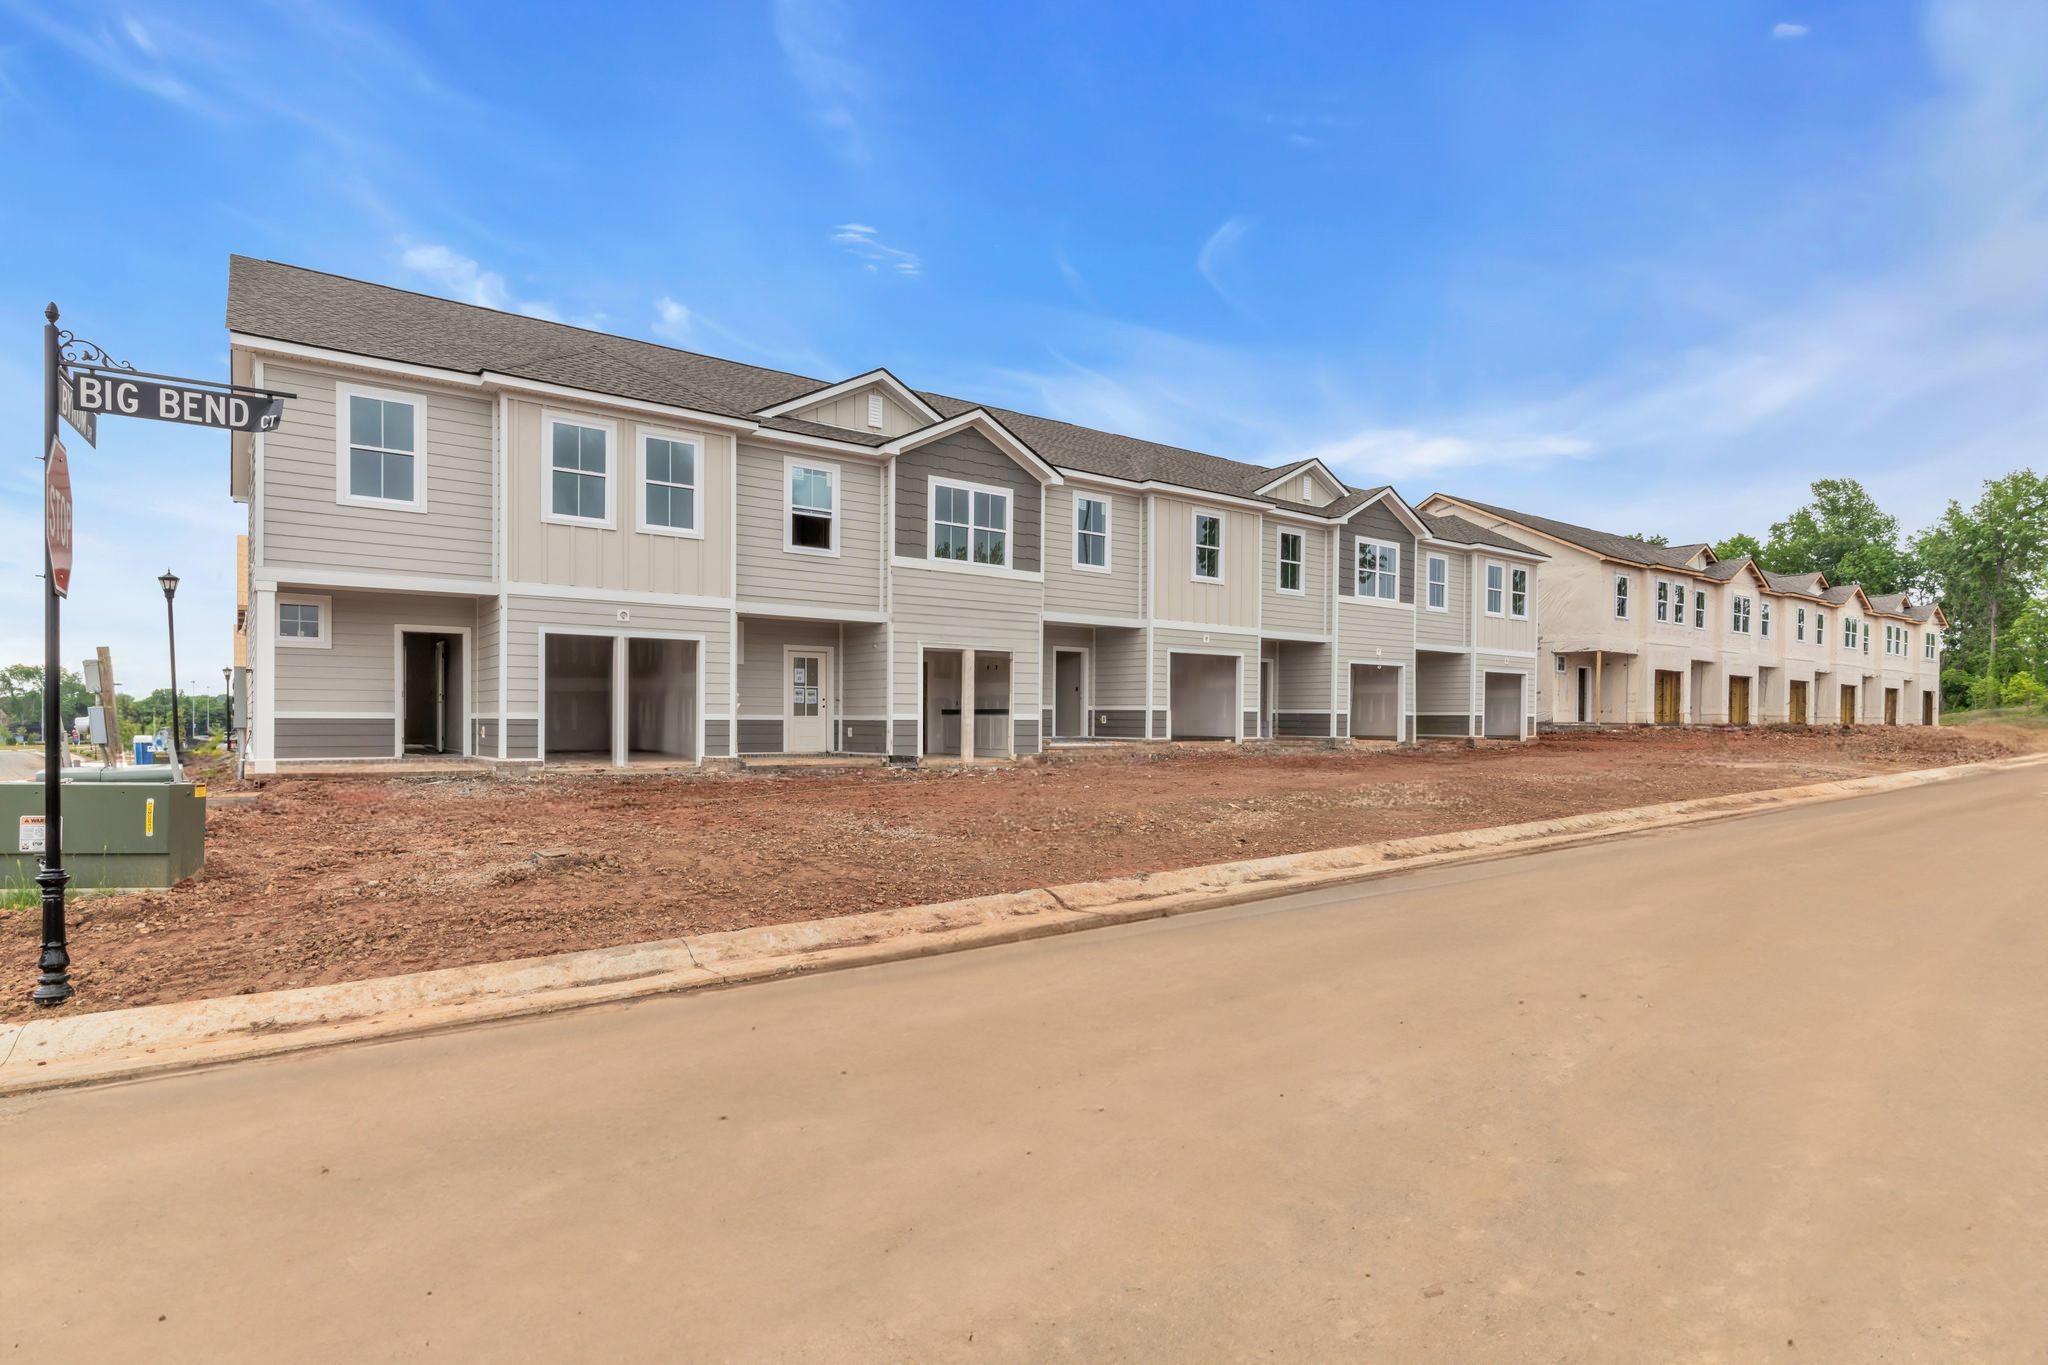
[1772,22,1810,38]
[1196,217,1252,303]
[832,223,921,276]
[773,0,870,162]
[652,296,692,340]
[398,241,563,320]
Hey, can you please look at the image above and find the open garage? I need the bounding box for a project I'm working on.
[1483,671,1526,739]
[1349,664,1401,739]
[544,633,700,766]
[1169,653,1239,740]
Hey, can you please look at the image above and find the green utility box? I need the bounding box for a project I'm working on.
[1,778,208,891]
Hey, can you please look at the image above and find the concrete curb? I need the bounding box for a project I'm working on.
[6,751,2042,1096]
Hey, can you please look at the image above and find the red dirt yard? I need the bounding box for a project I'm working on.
[7,725,2036,1020]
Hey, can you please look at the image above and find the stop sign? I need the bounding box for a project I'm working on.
[45,436,73,598]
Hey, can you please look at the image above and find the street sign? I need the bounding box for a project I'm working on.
[58,376,96,446]
[45,436,73,598]
[67,371,285,433]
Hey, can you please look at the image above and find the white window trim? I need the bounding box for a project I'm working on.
[334,382,428,514]
[1510,565,1530,620]
[1694,588,1707,630]
[1191,510,1226,584]
[930,474,1013,569]
[1614,573,1630,619]
[1656,579,1671,623]
[784,455,841,558]
[1276,529,1306,596]
[1483,560,1506,618]
[276,592,333,650]
[540,411,618,529]
[1732,594,1752,635]
[1424,553,1449,612]
[1797,606,1807,642]
[634,427,705,539]
[1073,493,1113,575]
[1355,537,1400,601]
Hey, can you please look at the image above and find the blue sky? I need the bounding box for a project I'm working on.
[2,0,2043,689]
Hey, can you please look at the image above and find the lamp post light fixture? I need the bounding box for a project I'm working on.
[159,570,182,768]
[223,665,232,748]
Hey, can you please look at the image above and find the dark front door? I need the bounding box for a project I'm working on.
[1576,667,1590,723]
[402,632,459,754]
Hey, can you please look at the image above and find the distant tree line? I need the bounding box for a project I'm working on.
[1706,473,2048,711]
[0,664,232,748]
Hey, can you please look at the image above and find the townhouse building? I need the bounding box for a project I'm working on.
[1416,496,1947,729]
[226,257,1546,773]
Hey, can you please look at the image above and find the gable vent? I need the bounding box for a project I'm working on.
[867,393,885,429]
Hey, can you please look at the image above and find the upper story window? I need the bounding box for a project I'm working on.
[1074,495,1110,572]
[787,461,838,555]
[1925,630,1937,660]
[934,479,1009,567]
[1796,606,1807,641]
[276,593,331,649]
[1484,562,1506,616]
[1657,580,1672,623]
[1844,618,1859,651]
[1426,554,1448,611]
[1691,587,1705,629]
[1193,513,1223,582]
[1277,530,1304,594]
[1816,613,1826,647]
[1356,538,1398,600]
[1863,620,1872,654]
[1760,601,1772,639]
[546,417,612,525]
[1731,594,1752,634]
[1614,574,1630,619]
[638,431,699,536]
[1510,566,1529,619]
[339,386,423,511]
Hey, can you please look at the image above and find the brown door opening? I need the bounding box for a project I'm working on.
[1789,680,1808,725]
[401,631,461,755]
[1884,687,1899,725]
[1922,692,1934,725]
[1839,684,1857,726]
[1654,670,1682,724]
[1576,666,1590,723]
[1728,676,1751,727]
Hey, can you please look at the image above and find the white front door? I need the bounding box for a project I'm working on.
[785,648,832,752]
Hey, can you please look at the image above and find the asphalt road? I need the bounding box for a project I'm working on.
[4,764,2044,1362]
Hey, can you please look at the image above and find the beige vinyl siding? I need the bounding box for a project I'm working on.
[501,594,731,721]
[503,397,733,598]
[1336,598,1417,726]
[1476,575,1537,653]
[841,621,888,718]
[1152,496,1259,629]
[734,443,885,612]
[1260,519,1327,636]
[1416,551,1469,648]
[1273,640,1335,710]
[476,597,502,715]
[1043,484,1143,619]
[890,562,1043,728]
[272,589,479,714]
[1093,626,1147,711]
[1041,624,1096,710]
[792,386,924,438]
[736,617,840,719]
[259,362,493,578]
[1415,652,1471,713]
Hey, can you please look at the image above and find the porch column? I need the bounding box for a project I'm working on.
[1593,651,1603,725]
[959,648,976,762]
[252,586,277,774]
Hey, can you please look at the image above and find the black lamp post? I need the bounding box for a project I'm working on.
[159,570,182,767]
[223,665,232,750]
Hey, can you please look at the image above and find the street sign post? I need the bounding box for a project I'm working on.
[27,307,291,1007]
[45,437,72,599]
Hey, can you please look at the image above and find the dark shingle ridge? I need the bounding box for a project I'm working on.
[227,255,1379,510]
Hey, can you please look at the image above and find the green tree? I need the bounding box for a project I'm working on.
[1763,478,1917,592]
[1629,532,1670,547]
[0,664,94,738]
[1914,470,2048,694]
[1713,532,1764,564]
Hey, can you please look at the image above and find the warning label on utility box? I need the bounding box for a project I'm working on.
[19,815,46,854]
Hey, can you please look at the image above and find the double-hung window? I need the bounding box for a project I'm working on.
[1193,513,1223,581]
[1816,614,1826,647]
[1693,588,1707,630]
[547,418,611,524]
[1357,538,1397,599]
[1484,562,1506,616]
[1425,554,1448,611]
[639,432,699,535]
[1657,580,1671,623]
[1277,530,1304,593]
[1760,601,1771,639]
[1510,566,1529,619]
[1074,495,1109,571]
[1614,574,1630,619]
[1844,619,1858,651]
[1797,607,1807,641]
[1924,631,1937,660]
[1732,595,1751,634]
[787,461,837,553]
[341,388,421,509]
[934,480,1009,566]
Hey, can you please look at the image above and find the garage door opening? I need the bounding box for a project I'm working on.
[627,637,698,763]
[1349,664,1400,740]
[544,634,614,764]
[1170,653,1238,740]
[1483,672,1523,739]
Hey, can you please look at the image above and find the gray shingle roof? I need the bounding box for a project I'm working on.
[226,255,1380,512]
[1419,513,1544,557]
[1761,570,1828,596]
[1424,495,1706,569]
